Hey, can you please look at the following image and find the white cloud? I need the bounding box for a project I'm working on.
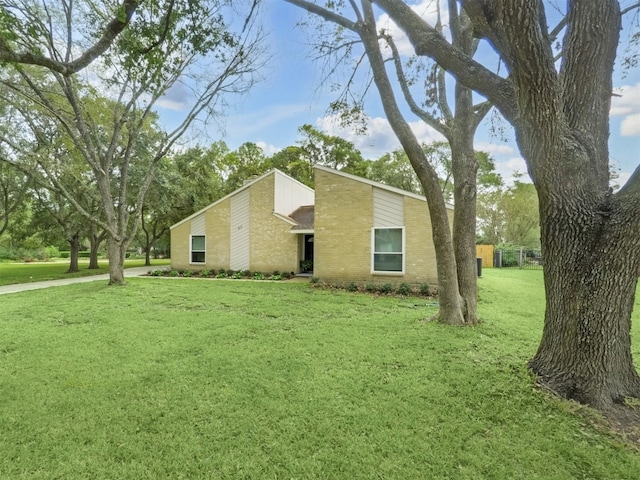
[620,113,640,136]
[316,113,444,158]
[377,0,448,57]
[611,83,640,116]
[474,141,516,156]
[255,141,281,156]
[495,156,531,185]
[228,103,315,137]
[613,171,632,190]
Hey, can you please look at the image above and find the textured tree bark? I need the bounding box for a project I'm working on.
[360,1,466,325]
[371,0,640,408]
[66,232,80,274]
[107,236,127,285]
[450,135,479,325]
[88,226,107,270]
[530,189,640,409]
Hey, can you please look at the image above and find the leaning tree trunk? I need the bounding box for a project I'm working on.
[529,192,640,409]
[88,227,106,269]
[449,85,480,325]
[359,2,466,324]
[66,232,80,273]
[106,235,128,285]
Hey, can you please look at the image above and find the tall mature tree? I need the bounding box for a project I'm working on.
[0,160,31,239]
[286,0,492,324]
[267,146,313,186]
[297,124,369,179]
[361,0,640,410]
[0,0,265,284]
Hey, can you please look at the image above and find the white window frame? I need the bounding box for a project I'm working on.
[190,234,206,264]
[371,227,405,275]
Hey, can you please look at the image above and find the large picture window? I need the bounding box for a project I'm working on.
[372,227,404,273]
[190,235,205,263]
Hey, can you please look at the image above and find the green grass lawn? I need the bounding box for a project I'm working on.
[1,269,639,479]
[0,258,170,286]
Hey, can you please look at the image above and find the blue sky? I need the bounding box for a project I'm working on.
[158,1,640,186]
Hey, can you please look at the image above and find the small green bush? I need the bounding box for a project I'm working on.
[270,274,282,281]
[419,283,430,296]
[253,272,265,280]
[397,283,413,296]
[200,269,211,277]
[150,269,164,277]
[365,283,377,293]
[216,271,227,279]
[379,283,394,294]
[168,270,179,277]
[183,270,194,278]
[346,282,358,292]
[44,245,61,258]
[231,272,243,279]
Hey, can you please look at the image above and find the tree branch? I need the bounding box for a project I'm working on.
[373,0,517,121]
[0,0,140,75]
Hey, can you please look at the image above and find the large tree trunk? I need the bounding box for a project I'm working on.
[88,226,106,269]
[106,236,128,285]
[450,139,478,325]
[449,74,480,325]
[66,232,80,273]
[529,193,640,409]
[359,2,466,325]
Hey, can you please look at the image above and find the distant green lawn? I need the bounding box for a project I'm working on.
[1,269,639,479]
[0,258,170,286]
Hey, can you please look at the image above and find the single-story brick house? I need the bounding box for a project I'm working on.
[170,165,453,285]
[170,169,315,273]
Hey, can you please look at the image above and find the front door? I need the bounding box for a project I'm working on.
[302,234,314,272]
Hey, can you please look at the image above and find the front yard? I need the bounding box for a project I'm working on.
[1,270,639,478]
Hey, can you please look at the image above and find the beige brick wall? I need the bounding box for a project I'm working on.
[404,196,438,284]
[170,198,232,272]
[250,174,299,273]
[170,222,191,270]
[207,198,231,270]
[314,168,374,282]
[171,172,300,274]
[314,168,441,286]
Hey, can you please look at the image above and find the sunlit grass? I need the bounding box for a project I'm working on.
[0,258,170,286]
[0,270,639,479]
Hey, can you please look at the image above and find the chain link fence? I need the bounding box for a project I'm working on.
[494,249,543,270]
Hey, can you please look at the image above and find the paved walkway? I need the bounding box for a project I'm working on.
[0,266,153,296]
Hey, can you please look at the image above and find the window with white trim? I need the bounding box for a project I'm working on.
[190,235,205,263]
[372,227,404,273]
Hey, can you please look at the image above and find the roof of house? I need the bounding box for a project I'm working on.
[314,165,455,210]
[289,205,314,231]
[169,168,314,230]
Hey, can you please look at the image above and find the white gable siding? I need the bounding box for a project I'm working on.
[230,189,250,271]
[373,187,404,227]
[274,171,315,216]
[191,213,206,235]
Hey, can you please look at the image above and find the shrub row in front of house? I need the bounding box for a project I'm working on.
[149,268,293,281]
[310,278,433,298]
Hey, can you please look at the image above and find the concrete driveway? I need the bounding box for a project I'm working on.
[0,266,152,295]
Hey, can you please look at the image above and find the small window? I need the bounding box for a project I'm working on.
[191,235,205,263]
[372,227,404,273]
